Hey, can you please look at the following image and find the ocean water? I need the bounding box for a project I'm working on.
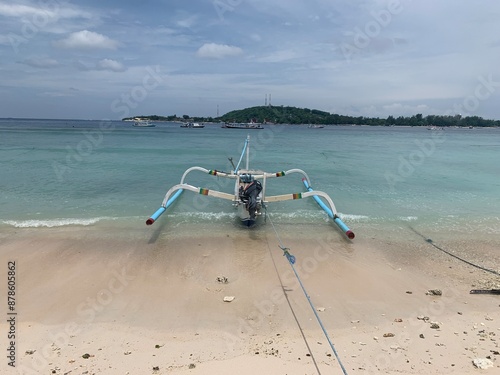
[1,118,499,241]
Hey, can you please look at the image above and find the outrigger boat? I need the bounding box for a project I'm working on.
[146,136,354,239]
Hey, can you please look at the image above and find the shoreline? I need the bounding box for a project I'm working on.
[1,225,499,374]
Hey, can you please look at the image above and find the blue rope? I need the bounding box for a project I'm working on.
[283,250,349,375]
[267,213,349,375]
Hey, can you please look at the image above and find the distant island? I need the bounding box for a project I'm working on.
[123,105,500,127]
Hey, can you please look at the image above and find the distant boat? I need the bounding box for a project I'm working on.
[308,124,324,129]
[181,122,205,128]
[222,122,263,130]
[133,118,155,127]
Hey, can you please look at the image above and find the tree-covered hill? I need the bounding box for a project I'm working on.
[220,106,500,127]
[124,105,500,127]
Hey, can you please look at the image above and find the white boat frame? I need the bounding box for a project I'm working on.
[146,136,354,238]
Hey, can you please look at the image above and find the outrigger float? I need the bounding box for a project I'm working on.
[146,136,354,239]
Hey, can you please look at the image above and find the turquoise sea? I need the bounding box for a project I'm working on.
[1,119,499,242]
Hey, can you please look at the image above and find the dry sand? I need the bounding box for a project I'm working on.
[0,223,499,374]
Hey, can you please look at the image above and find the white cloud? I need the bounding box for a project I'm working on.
[0,3,57,18]
[196,43,243,59]
[96,59,126,72]
[0,2,93,21]
[75,59,126,72]
[54,30,119,50]
[177,15,198,28]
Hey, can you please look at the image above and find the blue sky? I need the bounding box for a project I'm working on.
[1,0,499,120]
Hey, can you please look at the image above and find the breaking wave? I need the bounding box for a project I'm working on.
[2,217,106,228]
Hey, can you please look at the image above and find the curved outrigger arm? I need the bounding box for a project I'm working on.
[302,179,355,239]
[180,166,239,184]
[265,187,355,239]
[146,183,236,225]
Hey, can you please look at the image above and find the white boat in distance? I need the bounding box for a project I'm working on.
[133,118,155,127]
[222,122,263,129]
[180,122,205,128]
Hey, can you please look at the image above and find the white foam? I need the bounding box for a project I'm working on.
[338,213,371,222]
[2,218,103,228]
[399,216,418,222]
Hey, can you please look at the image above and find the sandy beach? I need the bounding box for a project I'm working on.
[1,223,499,375]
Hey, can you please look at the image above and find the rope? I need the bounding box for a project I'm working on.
[266,210,349,375]
[409,226,500,276]
[266,232,322,375]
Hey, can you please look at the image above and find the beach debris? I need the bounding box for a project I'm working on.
[472,358,494,369]
[417,315,430,322]
[189,363,196,369]
[419,334,425,339]
[383,333,395,338]
[124,351,132,355]
[216,276,228,284]
[394,318,403,323]
[153,366,160,371]
[406,291,413,294]
[317,307,325,312]
[426,289,442,296]
[262,347,279,356]
[223,296,235,302]
[351,319,360,324]
[25,350,36,355]
[470,289,500,295]
[155,344,163,349]
[430,322,440,329]
[82,353,92,359]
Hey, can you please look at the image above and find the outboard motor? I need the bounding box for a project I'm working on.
[239,174,262,219]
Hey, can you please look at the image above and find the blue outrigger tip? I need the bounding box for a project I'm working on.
[302,178,355,239]
[146,188,184,225]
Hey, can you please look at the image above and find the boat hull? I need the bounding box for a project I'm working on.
[237,201,260,227]
[223,123,263,129]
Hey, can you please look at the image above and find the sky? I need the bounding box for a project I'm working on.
[1,0,500,120]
